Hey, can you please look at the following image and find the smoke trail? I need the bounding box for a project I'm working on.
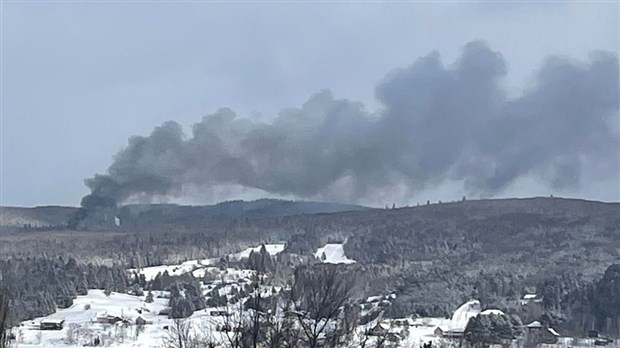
[81,41,619,208]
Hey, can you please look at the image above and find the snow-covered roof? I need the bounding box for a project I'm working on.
[480,309,505,316]
[526,321,543,328]
[41,319,64,324]
[366,295,383,303]
[523,294,538,299]
[548,328,560,336]
[449,300,481,331]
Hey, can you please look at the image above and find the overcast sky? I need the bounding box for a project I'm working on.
[2,1,619,207]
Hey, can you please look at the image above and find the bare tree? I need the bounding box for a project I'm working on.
[291,265,357,348]
[163,319,198,348]
[219,301,248,348]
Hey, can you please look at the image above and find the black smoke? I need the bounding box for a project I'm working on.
[81,41,619,208]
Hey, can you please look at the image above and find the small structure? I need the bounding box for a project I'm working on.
[435,326,465,338]
[135,316,153,326]
[368,323,389,336]
[40,319,65,330]
[96,314,124,324]
[391,318,411,327]
[443,329,466,338]
[519,294,543,306]
[524,321,559,347]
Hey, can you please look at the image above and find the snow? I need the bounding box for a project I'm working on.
[129,243,284,280]
[449,300,481,331]
[13,269,268,348]
[548,328,560,336]
[229,243,286,261]
[480,309,505,316]
[15,290,171,348]
[315,243,356,264]
[523,294,538,299]
[366,295,383,303]
[129,258,216,280]
[527,321,543,328]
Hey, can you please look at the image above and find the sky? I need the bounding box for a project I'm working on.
[1,1,619,208]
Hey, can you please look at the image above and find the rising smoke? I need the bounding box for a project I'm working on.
[81,41,619,209]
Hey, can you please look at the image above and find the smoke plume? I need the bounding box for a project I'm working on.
[81,41,619,209]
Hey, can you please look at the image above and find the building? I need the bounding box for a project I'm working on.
[40,319,65,330]
[135,316,153,326]
[519,294,543,306]
[96,314,124,324]
[524,320,559,348]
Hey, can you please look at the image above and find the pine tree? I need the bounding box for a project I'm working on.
[145,291,154,304]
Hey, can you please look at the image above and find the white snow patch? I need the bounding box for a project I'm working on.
[480,309,505,316]
[449,300,481,331]
[129,258,217,280]
[230,243,286,261]
[315,243,356,264]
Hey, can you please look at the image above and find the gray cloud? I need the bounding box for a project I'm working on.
[80,41,619,208]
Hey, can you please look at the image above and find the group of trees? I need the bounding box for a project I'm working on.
[0,292,9,348]
[464,314,522,348]
[0,257,130,324]
[593,264,620,334]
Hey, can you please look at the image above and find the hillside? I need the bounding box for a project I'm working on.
[0,205,78,230]
[2,196,619,337]
[116,198,368,227]
[1,199,367,232]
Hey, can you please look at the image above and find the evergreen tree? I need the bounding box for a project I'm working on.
[145,291,154,303]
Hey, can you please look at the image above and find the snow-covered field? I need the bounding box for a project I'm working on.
[14,290,171,348]
[129,243,285,280]
[315,243,356,264]
[12,289,453,348]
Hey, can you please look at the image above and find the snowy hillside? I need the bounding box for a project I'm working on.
[129,243,285,280]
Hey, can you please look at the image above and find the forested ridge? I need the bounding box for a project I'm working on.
[1,197,619,337]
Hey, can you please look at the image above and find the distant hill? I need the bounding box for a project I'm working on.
[2,199,369,231]
[0,205,78,230]
[115,199,369,227]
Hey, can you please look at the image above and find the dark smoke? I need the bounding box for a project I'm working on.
[81,41,619,208]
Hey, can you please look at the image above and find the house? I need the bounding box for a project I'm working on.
[444,329,466,338]
[519,294,543,306]
[524,321,559,347]
[96,314,124,324]
[434,327,444,337]
[391,318,411,327]
[368,323,389,336]
[135,316,153,326]
[40,319,65,330]
[435,326,465,338]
